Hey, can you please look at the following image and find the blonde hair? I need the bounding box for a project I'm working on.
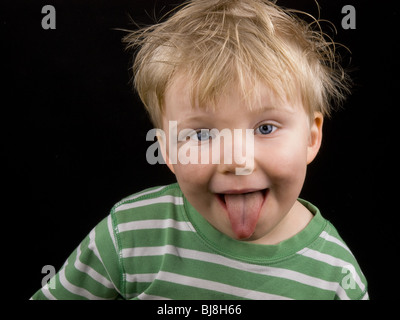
[124,0,351,128]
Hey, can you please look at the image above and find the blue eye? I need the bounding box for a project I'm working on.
[256,124,277,135]
[195,129,211,141]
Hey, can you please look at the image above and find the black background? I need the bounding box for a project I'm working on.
[3,0,398,300]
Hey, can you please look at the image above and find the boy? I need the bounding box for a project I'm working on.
[32,0,368,300]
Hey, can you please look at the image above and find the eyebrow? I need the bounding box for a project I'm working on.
[177,106,295,127]
[177,115,211,130]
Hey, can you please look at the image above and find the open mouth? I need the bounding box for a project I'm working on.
[216,188,269,239]
[216,188,268,208]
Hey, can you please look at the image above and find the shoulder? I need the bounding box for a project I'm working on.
[109,183,190,232]
[112,183,183,215]
[297,214,369,300]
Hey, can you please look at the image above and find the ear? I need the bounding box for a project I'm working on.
[307,112,323,164]
[157,133,176,174]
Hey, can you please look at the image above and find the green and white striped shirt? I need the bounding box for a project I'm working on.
[31,183,368,300]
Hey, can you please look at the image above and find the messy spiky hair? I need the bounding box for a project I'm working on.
[124,0,351,128]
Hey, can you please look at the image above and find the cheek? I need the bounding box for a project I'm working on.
[257,138,308,190]
[173,163,213,190]
[173,163,217,211]
[171,139,217,188]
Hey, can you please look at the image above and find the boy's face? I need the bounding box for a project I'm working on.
[160,75,323,243]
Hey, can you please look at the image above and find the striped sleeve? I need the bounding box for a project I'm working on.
[31,215,123,300]
[297,224,369,300]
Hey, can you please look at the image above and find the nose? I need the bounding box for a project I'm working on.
[216,128,255,176]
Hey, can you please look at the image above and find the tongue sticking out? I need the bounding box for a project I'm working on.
[224,191,265,239]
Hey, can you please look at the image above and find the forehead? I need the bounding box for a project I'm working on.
[163,73,302,120]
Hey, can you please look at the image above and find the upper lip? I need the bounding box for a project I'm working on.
[216,188,267,195]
